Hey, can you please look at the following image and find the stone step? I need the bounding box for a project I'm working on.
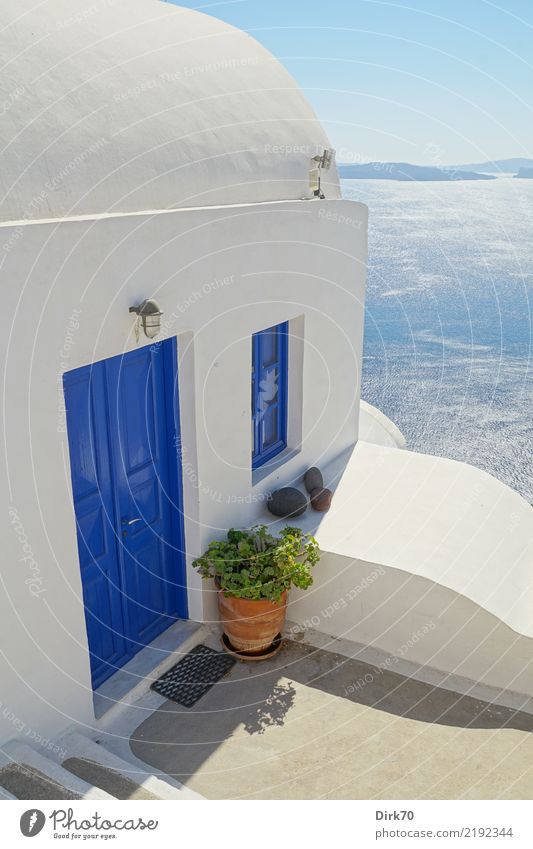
[63,757,159,801]
[0,743,114,800]
[0,782,17,800]
[62,732,196,800]
[0,762,82,801]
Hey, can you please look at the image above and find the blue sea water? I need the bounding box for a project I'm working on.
[341,177,533,501]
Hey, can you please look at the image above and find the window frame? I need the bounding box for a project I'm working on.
[251,321,289,470]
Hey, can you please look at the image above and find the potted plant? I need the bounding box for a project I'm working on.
[193,524,320,656]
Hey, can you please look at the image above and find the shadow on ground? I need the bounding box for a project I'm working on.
[130,639,533,799]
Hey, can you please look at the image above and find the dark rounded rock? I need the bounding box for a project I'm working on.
[304,466,323,494]
[310,487,333,512]
[267,487,308,518]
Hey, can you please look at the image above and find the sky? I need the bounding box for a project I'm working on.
[168,0,533,165]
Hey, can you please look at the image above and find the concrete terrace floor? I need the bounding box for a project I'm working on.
[130,639,533,800]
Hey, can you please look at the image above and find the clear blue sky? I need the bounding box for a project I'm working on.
[168,0,533,165]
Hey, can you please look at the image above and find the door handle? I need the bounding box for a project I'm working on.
[121,517,142,538]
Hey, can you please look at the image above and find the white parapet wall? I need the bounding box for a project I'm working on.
[272,440,533,705]
[358,400,407,449]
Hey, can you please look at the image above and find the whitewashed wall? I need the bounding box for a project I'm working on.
[0,197,367,744]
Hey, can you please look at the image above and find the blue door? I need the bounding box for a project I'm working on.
[64,339,187,688]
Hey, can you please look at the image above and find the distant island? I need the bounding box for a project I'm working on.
[451,157,533,173]
[515,167,533,179]
[337,162,496,181]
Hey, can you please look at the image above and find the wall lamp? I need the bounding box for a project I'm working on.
[129,299,163,339]
[310,148,336,198]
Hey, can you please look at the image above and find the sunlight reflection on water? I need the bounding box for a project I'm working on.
[342,177,533,501]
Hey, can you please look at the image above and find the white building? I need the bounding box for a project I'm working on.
[1,0,533,763]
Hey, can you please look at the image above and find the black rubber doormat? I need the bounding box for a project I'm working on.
[150,644,236,707]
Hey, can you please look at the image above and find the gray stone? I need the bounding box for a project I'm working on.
[310,487,333,512]
[267,487,307,518]
[304,466,323,494]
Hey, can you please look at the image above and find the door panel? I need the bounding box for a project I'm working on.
[126,539,168,641]
[64,339,186,689]
[64,363,129,687]
[82,567,125,678]
[107,345,178,649]
[118,349,158,472]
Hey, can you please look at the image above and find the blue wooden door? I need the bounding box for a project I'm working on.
[64,339,187,688]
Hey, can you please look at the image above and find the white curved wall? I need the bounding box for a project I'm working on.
[285,441,533,700]
[289,554,533,707]
[0,0,339,221]
[359,399,406,448]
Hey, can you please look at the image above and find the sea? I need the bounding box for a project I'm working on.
[341,176,533,502]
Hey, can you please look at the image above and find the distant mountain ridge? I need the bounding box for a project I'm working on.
[451,158,533,173]
[515,167,533,179]
[337,162,495,181]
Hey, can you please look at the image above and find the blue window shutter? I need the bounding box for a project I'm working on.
[252,322,288,469]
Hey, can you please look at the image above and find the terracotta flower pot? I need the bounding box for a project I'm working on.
[218,590,287,654]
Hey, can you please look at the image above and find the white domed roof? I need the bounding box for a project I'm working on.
[0,0,339,222]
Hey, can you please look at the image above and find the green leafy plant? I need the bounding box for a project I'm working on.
[193,524,320,602]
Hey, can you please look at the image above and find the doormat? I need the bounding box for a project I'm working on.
[150,644,236,707]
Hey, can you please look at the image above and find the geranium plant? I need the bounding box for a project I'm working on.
[193,524,320,602]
